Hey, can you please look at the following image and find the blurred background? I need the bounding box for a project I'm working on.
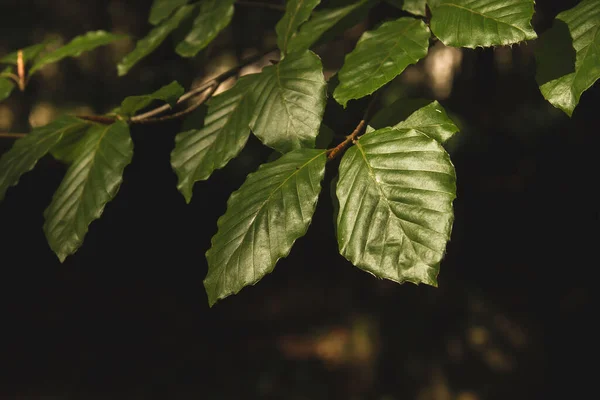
[0,0,597,398]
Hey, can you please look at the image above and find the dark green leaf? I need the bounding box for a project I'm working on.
[118,5,195,76]
[336,127,456,286]
[315,123,334,148]
[29,31,126,75]
[333,18,430,107]
[385,0,427,16]
[535,0,600,116]
[250,50,326,152]
[0,67,15,101]
[43,121,133,262]
[149,0,191,25]
[276,0,321,55]
[175,0,235,58]
[393,101,458,143]
[49,128,89,164]
[118,81,184,117]
[0,38,56,65]
[429,0,537,48]
[286,0,374,53]
[205,148,327,306]
[171,75,258,203]
[0,116,89,202]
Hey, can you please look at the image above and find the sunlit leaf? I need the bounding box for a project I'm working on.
[29,31,126,75]
[429,0,537,48]
[0,116,89,202]
[118,81,184,117]
[336,127,456,286]
[0,39,56,65]
[394,101,458,143]
[250,50,326,152]
[535,0,600,116]
[149,0,191,25]
[286,0,375,53]
[333,18,430,107]
[205,149,326,306]
[171,75,258,203]
[118,5,195,76]
[276,0,321,55]
[43,121,133,262]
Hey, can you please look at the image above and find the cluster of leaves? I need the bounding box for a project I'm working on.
[1,0,599,306]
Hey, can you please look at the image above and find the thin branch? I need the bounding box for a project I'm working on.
[75,115,117,124]
[327,120,366,160]
[236,1,286,11]
[0,132,27,139]
[17,50,25,91]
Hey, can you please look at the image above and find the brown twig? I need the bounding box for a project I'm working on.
[236,1,286,11]
[327,120,366,160]
[0,132,27,139]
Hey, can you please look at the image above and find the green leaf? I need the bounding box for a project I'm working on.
[149,0,191,25]
[0,67,15,102]
[429,0,537,48]
[0,39,56,65]
[0,116,89,202]
[276,0,321,55]
[393,101,458,143]
[29,31,126,75]
[49,128,89,164]
[43,121,133,262]
[315,123,334,148]
[250,50,326,153]
[535,0,600,116]
[175,0,236,58]
[118,81,184,117]
[369,97,433,130]
[336,127,456,286]
[333,18,430,107]
[286,0,374,53]
[204,148,326,306]
[385,0,428,16]
[117,5,195,76]
[171,75,258,203]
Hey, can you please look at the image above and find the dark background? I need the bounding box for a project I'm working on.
[0,0,597,398]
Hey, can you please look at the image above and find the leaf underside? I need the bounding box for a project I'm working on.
[0,116,89,202]
[336,127,456,286]
[429,0,537,48]
[276,0,322,55]
[535,0,600,116]
[43,121,133,262]
[205,149,327,306]
[334,17,431,107]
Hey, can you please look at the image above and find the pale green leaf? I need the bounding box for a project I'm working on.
[171,75,258,203]
[336,127,456,286]
[535,0,600,116]
[394,101,458,143]
[205,149,326,306]
[149,0,191,25]
[175,0,236,58]
[0,116,89,202]
[43,121,133,262]
[429,0,537,48]
[0,38,56,65]
[29,31,126,75]
[286,0,375,53]
[250,50,326,153]
[118,81,184,117]
[276,0,321,54]
[333,18,430,107]
[118,5,195,76]
[385,0,428,16]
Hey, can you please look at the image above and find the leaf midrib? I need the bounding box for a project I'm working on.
[436,2,530,35]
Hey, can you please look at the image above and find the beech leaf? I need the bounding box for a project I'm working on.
[276,0,321,55]
[205,149,327,306]
[149,0,191,25]
[118,81,184,117]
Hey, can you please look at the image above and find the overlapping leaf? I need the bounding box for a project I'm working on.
[29,31,126,75]
[118,81,184,117]
[276,0,321,55]
[333,18,430,107]
[175,0,236,57]
[429,0,537,48]
[118,5,195,76]
[250,50,326,152]
[385,0,427,16]
[535,0,600,116]
[0,116,89,202]
[336,127,456,286]
[286,0,375,53]
[171,75,258,203]
[0,39,56,65]
[43,121,133,262]
[205,149,327,306]
[0,67,15,102]
[394,101,458,143]
[149,0,191,25]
